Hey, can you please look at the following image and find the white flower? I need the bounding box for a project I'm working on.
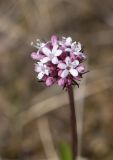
[58,57,79,78]
[35,62,49,80]
[41,44,62,64]
[59,37,72,47]
[71,42,82,54]
[65,41,81,54]
[63,37,72,46]
[60,37,82,55]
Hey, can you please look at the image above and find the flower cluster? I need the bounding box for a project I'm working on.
[31,35,87,89]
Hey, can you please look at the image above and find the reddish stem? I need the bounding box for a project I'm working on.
[68,86,78,159]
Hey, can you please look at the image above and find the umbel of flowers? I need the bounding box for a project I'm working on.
[31,35,87,89]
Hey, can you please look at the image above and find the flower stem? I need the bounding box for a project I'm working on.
[68,86,77,160]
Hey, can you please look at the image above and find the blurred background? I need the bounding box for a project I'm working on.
[0,0,113,159]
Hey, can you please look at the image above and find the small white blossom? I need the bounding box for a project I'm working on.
[41,44,62,64]
[59,37,72,47]
[71,42,82,54]
[35,62,49,80]
[60,37,82,55]
[58,57,79,78]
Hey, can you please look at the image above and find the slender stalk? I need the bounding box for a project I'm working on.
[68,86,77,160]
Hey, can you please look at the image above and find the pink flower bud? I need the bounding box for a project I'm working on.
[51,35,58,45]
[58,78,65,86]
[70,53,76,60]
[77,65,85,73]
[46,77,55,86]
[31,52,39,60]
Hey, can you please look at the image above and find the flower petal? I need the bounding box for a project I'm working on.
[77,65,85,73]
[58,78,65,86]
[35,63,42,72]
[52,57,59,64]
[65,37,72,46]
[38,62,43,67]
[42,47,51,56]
[61,69,69,78]
[37,72,44,79]
[55,49,62,56]
[52,44,58,54]
[45,69,49,75]
[65,48,72,52]
[72,60,79,67]
[58,63,66,69]
[31,52,39,60]
[46,77,54,86]
[51,35,58,45]
[71,41,76,48]
[73,52,80,55]
[74,42,81,52]
[65,56,71,66]
[70,69,78,77]
[41,57,50,63]
[35,65,41,72]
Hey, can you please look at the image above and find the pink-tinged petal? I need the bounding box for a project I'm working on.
[58,70,62,76]
[65,37,72,46]
[41,57,50,63]
[38,62,43,67]
[72,60,79,67]
[75,52,86,60]
[46,77,54,86]
[65,48,72,52]
[37,54,45,60]
[52,57,59,64]
[74,42,82,52]
[37,72,44,79]
[42,47,51,56]
[77,65,85,73]
[61,69,69,78]
[45,69,49,75]
[31,52,39,60]
[65,56,71,65]
[55,49,62,56]
[70,53,76,60]
[73,52,78,55]
[70,69,78,77]
[58,63,66,69]
[52,44,58,54]
[35,64,41,72]
[58,78,65,86]
[35,67,40,73]
[71,41,76,48]
[51,35,58,45]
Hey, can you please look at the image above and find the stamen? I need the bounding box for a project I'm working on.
[31,41,40,49]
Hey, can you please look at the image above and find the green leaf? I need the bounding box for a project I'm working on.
[59,142,73,160]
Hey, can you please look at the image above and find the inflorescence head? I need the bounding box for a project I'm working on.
[31,35,87,89]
